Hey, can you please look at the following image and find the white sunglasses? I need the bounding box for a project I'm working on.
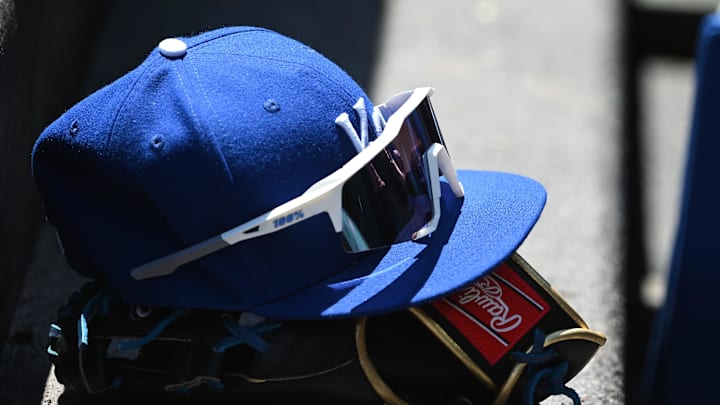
[132,87,464,280]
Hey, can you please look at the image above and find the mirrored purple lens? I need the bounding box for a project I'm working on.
[340,97,445,252]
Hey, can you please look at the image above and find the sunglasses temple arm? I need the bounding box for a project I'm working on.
[131,187,344,281]
[131,236,229,280]
[437,147,465,198]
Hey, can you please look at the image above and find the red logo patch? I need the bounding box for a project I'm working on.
[432,262,549,364]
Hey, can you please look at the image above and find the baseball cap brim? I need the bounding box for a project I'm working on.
[250,169,546,319]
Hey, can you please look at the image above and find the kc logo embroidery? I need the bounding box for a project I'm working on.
[432,262,550,364]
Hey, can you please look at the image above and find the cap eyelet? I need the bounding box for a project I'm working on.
[150,135,164,151]
[69,120,80,136]
[264,99,281,113]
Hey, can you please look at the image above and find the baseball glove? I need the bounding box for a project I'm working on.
[47,253,605,405]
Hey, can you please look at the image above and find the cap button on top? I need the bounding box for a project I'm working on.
[158,38,187,59]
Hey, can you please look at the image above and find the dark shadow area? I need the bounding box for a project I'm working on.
[0,0,106,358]
[1,1,386,404]
[0,1,107,400]
[618,1,705,403]
[82,0,386,95]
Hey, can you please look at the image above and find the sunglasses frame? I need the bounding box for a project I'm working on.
[131,87,464,280]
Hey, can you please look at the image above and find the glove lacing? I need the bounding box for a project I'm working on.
[512,329,580,405]
[214,313,282,353]
[65,287,283,393]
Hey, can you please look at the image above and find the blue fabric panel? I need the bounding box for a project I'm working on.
[646,13,720,403]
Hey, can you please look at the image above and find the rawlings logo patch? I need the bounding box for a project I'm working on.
[432,262,549,365]
[456,276,523,333]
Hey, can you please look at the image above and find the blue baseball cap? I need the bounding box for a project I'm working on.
[32,27,546,319]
